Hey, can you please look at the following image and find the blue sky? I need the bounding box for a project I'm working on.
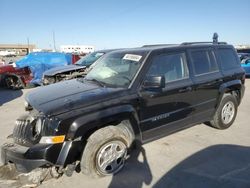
[0,0,250,50]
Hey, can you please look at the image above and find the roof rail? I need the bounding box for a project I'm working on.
[181,41,227,45]
[142,44,177,47]
[182,33,227,45]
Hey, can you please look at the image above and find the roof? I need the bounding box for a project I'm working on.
[107,43,232,56]
[98,40,233,56]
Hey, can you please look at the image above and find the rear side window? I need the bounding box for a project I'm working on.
[190,49,218,75]
[217,48,239,70]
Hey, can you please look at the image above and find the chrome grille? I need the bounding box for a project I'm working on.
[13,119,30,145]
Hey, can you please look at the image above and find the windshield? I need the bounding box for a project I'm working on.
[75,52,105,66]
[85,51,146,87]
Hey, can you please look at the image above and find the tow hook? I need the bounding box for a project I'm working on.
[64,162,80,177]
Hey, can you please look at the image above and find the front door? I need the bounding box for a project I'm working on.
[139,51,196,142]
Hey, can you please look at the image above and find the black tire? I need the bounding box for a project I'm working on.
[0,74,7,87]
[4,75,25,89]
[81,125,133,178]
[209,94,238,129]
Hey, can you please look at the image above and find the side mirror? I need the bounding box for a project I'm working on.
[143,76,165,89]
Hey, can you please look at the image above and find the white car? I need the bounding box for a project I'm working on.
[0,50,16,57]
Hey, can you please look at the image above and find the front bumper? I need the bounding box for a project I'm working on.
[1,142,62,173]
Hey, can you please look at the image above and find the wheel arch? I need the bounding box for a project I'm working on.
[67,105,141,142]
[60,105,141,167]
[218,79,243,107]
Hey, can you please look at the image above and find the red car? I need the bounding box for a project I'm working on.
[0,54,81,89]
[0,65,33,89]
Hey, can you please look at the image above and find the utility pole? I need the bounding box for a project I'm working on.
[27,37,30,54]
[53,31,56,52]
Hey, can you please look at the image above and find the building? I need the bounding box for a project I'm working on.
[235,45,250,53]
[235,45,250,49]
[0,44,36,56]
[60,45,95,55]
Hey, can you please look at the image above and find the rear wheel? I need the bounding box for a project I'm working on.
[5,75,25,89]
[209,94,238,129]
[81,125,132,178]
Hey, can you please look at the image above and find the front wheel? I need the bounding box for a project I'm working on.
[209,94,238,129]
[80,125,132,178]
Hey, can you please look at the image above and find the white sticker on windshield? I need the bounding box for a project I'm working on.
[123,54,142,62]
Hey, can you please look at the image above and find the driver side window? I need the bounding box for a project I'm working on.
[147,52,189,83]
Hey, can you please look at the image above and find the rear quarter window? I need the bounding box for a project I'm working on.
[190,49,219,75]
[217,48,240,70]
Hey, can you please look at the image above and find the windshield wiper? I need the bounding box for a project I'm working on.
[85,78,106,87]
[121,76,132,83]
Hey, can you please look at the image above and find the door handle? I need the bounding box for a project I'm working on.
[178,86,192,93]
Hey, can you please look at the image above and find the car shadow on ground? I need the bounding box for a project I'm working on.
[153,144,250,188]
[0,88,23,106]
[108,142,153,188]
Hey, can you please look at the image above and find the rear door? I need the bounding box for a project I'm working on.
[187,47,223,123]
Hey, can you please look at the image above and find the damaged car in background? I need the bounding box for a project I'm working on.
[0,52,80,89]
[42,49,114,85]
[0,64,33,89]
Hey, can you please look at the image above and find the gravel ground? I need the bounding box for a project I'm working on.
[0,79,249,188]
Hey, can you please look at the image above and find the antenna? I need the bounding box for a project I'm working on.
[213,32,218,44]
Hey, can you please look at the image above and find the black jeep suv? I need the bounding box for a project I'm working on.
[1,38,245,178]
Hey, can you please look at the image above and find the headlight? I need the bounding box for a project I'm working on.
[43,76,55,85]
[31,118,43,139]
[35,118,42,135]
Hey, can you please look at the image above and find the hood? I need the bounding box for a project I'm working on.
[25,79,124,115]
[43,65,86,76]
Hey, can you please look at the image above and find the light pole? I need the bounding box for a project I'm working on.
[53,31,56,52]
[27,37,30,54]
